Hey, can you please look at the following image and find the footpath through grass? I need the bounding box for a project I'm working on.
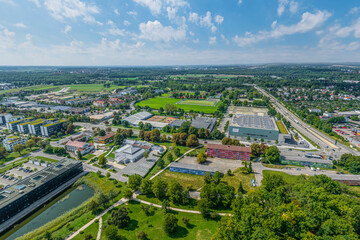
[101,200,219,240]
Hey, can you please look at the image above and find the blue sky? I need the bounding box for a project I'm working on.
[0,0,359,65]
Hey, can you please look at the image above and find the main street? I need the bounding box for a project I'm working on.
[255,86,360,158]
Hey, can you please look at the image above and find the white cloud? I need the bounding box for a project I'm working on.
[209,36,216,45]
[215,15,224,24]
[124,20,131,26]
[133,0,162,15]
[350,7,359,15]
[44,0,102,25]
[128,11,138,17]
[14,23,27,28]
[0,26,15,50]
[238,0,243,5]
[318,18,360,51]
[289,1,299,14]
[189,31,194,36]
[139,20,186,42]
[188,12,199,23]
[63,25,72,34]
[167,7,177,20]
[278,0,298,16]
[189,11,218,33]
[221,34,230,45]
[234,10,331,47]
[0,0,16,5]
[106,20,126,36]
[28,0,40,7]
[114,9,120,15]
[277,0,288,16]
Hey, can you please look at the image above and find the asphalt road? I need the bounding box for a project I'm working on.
[255,86,359,157]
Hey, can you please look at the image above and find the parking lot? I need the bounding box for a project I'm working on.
[0,162,46,189]
[179,156,243,173]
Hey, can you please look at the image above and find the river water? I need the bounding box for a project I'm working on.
[5,184,94,240]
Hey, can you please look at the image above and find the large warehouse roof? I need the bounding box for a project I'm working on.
[123,111,152,124]
[207,143,251,153]
[230,114,278,131]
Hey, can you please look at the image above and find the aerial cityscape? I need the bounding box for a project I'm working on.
[0,0,360,240]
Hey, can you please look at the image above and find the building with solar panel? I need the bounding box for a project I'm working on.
[229,114,280,141]
[0,158,84,233]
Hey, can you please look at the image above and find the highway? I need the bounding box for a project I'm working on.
[255,86,360,158]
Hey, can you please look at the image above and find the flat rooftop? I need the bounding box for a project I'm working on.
[0,158,81,209]
[230,114,278,131]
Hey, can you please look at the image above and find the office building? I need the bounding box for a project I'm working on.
[0,159,83,232]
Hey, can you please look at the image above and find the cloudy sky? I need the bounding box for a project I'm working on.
[0,0,360,65]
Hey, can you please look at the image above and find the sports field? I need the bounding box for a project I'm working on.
[136,96,221,113]
[67,84,124,92]
[179,99,217,106]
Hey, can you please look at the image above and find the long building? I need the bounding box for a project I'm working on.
[0,113,12,125]
[0,159,84,233]
[206,143,251,161]
[229,114,279,141]
[40,119,66,137]
[2,135,27,151]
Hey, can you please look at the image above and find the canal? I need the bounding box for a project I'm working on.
[3,184,94,240]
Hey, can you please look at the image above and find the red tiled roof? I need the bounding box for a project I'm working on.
[66,140,86,148]
[97,132,115,140]
[207,143,251,153]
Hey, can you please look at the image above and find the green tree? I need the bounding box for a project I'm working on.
[198,199,211,218]
[13,144,24,155]
[157,158,165,169]
[26,139,36,150]
[109,207,130,228]
[167,180,184,204]
[174,147,181,157]
[98,155,107,166]
[163,213,178,235]
[238,182,245,194]
[124,188,133,199]
[186,134,199,147]
[265,146,281,164]
[128,174,142,190]
[140,179,153,195]
[136,231,148,240]
[167,153,174,162]
[104,225,119,240]
[196,152,207,164]
[152,179,167,199]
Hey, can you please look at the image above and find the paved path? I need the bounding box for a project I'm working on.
[149,145,203,181]
[96,217,103,240]
[66,198,128,240]
[132,194,231,216]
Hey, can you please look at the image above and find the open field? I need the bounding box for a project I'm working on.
[0,85,61,95]
[101,200,219,240]
[222,168,256,193]
[73,221,99,240]
[158,169,205,190]
[263,170,301,184]
[67,84,124,92]
[137,96,221,113]
[276,120,289,134]
[179,99,217,106]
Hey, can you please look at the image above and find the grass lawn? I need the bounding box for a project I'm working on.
[83,154,95,160]
[263,170,301,184]
[0,85,61,95]
[136,96,221,113]
[0,148,35,164]
[144,142,191,180]
[276,120,289,134]
[101,200,219,240]
[158,169,204,190]
[32,156,59,163]
[179,100,216,106]
[222,168,256,193]
[349,186,360,196]
[0,158,29,174]
[73,221,99,240]
[67,84,124,92]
